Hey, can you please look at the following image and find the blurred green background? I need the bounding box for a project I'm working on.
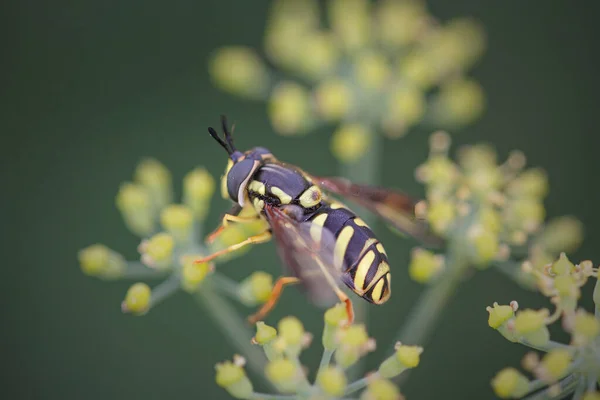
[4,0,600,399]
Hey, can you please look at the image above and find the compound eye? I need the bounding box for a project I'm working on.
[226,159,258,204]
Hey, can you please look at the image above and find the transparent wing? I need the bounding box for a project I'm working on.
[264,204,349,308]
[314,176,444,247]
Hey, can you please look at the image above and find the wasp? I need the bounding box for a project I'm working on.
[195,116,441,324]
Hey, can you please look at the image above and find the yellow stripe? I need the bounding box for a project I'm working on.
[248,180,266,195]
[354,217,368,227]
[270,186,292,204]
[310,213,328,243]
[353,250,375,293]
[359,238,378,259]
[253,198,265,211]
[376,243,387,256]
[299,185,322,208]
[334,225,354,270]
[364,261,390,291]
[329,201,346,209]
[371,278,385,303]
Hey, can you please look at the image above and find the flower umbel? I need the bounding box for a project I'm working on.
[209,0,486,163]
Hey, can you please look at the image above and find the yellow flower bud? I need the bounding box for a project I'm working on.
[383,85,425,138]
[458,144,497,172]
[180,255,212,292]
[480,207,502,234]
[507,168,549,199]
[416,155,459,186]
[160,204,194,243]
[183,167,215,220]
[323,302,349,350]
[514,309,550,347]
[491,368,530,399]
[400,52,437,89]
[360,378,403,400]
[317,366,347,397]
[486,303,515,330]
[505,198,546,233]
[572,310,600,345]
[539,349,572,381]
[379,343,423,379]
[278,316,304,347]
[78,244,126,279]
[314,79,353,121]
[298,33,339,79]
[254,321,277,345]
[328,0,370,51]
[432,78,485,127]
[268,82,311,136]
[140,232,174,270]
[211,224,252,262]
[265,358,299,393]
[238,271,274,306]
[115,182,154,236]
[441,18,486,70]
[335,324,373,368]
[550,253,575,276]
[134,158,172,211]
[553,275,579,299]
[426,199,456,235]
[354,51,391,91]
[331,124,371,164]
[469,227,499,267]
[375,0,428,48]
[215,359,254,399]
[537,216,583,255]
[209,46,269,99]
[122,282,151,315]
[409,248,443,283]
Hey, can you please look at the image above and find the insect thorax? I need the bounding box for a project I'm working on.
[246,161,323,217]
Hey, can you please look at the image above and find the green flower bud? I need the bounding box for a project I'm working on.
[375,0,427,47]
[491,368,529,399]
[539,349,572,382]
[432,78,485,127]
[160,204,194,243]
[115,182,154,236]
[507,168,549,199]
[468,226,499,268]
[378,343,423,378]
[314,79,353,122]
[215,358,254,399]
[140,233,174,270]
[317,366,347,397]
[383,85,425,138]
[297,33,339,79]
[514,309,550,347]
[505,198,546,233]
[416,155,459,187]
[553,275,579,312]
[408,248,444,284]
[183,167,215,220]
[426,199,456,235]
[323,303,349,350]
[487,302,518,342]
[134,158,172,212]
[78,244,126,279]
[238,272,274,306]
[265,358,299,394]
[278,316,305,356]
[122,282,151,315]
[360,378,403,400]
[180,255,212,292]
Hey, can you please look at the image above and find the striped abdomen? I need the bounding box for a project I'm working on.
[307,202,391,305]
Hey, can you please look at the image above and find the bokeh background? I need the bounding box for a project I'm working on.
[4,0,600,399]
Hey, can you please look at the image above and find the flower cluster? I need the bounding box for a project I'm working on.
[407,131,583,286]
[209,0,486,163]
[216,303,423,399]
[77,158,271,315]
[487,254,600,399]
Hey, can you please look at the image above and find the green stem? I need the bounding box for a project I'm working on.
[249,393,296,400]
[518,339,572,352]
[212,272,243,302]
[195,283,272,389]
[315,349,334,382]
[344,374,376,396]
[522,373,581,400]
[149,274,181,308]
[122,261,168,279]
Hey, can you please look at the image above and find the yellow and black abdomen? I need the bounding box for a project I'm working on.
[308,203,392,305]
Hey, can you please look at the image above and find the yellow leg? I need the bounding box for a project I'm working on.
[247,277,301,324]
[195,231,272,264]
[206,213,262,244]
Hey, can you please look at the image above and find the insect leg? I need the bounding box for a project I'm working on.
[206,205,262,244]
[194,230,272,264]
[247,276,301,325]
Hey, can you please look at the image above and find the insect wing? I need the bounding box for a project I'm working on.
[314,176,444,247]
[264,205,346,308]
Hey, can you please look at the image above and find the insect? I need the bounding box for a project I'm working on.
[195,116,441,325]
